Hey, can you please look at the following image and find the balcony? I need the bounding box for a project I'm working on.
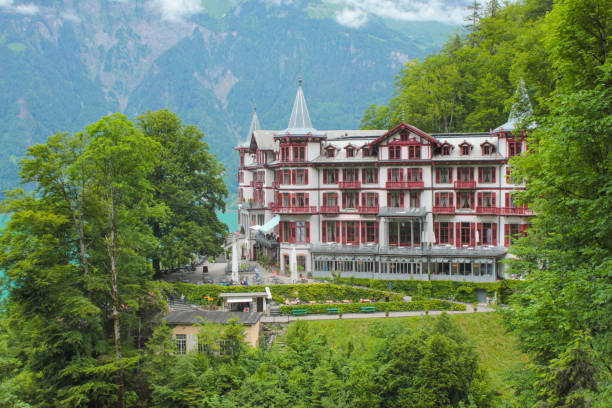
[357,206,379,215]
[432,206,455,215]
[271,205,317,214]
[250,180,264,188]
[454,180,476,189]
[338,181,361,189]
[320,205,340,214]
[476,206,500,215]
[385,181,425,190]
[500,207,534,216]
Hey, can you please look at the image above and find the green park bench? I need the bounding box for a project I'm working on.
[360,306,376,313]
[327,307,339,314]
[291,309,308,316]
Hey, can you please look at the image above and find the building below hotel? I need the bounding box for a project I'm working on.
[236,80,532,283]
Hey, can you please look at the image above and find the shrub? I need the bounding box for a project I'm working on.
[279,300,465,315]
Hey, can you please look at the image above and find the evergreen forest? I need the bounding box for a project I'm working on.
[1,0,611,407]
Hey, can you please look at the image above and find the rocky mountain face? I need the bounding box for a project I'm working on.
[0,0,462,198]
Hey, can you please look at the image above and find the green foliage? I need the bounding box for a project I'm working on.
[138,109,228,274]
[279,300,465,315]
[171,282,403,306]
[322,277,523,304]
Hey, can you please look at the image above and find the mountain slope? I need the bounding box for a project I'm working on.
[0,0,463,198]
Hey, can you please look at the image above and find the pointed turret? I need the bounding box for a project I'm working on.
[493,79,535,132]
[247,104,261,139]
[287,78,314,131]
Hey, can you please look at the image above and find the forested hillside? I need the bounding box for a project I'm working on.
[363,0,612,405]
[0,0,464,199]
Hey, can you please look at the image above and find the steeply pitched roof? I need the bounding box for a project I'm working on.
[288,78,312,130]
[493,79,535,133]
[247,106,261,140]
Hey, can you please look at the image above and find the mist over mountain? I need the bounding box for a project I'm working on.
[0,0,464,199]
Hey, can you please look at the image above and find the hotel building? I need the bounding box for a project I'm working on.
[236,81,531,282]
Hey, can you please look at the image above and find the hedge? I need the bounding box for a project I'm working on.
[165,282,403,306]
[279,300,466,315]
[319,277,526,304]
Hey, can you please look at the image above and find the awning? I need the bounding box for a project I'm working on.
[250,225,261,231]
[259,215,280,233]
[226,297,253,303]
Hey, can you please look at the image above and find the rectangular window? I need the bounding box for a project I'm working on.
[509,141,522,157]
[295,193,308,208]
[479,167,495,183]
[344,192,357,209]
[326,148,335,158]
[343,168,358,182]
[175,334,186,354]
[346,221,357,243]
[389,145,401,160]
[461,222,471,245]
[295,169,307,185]
[408,145,421,159]
[281,146,290,161]
[323,169,338,184]
[439,222,450,244]
[296,222,306,243]
[326,221,338,242]
[281,169,291,185]
[458,167,473,182]
[409,192,420,208]
[459,192,472,209]
[480,192,494,207]
[481,223,494,245]
[366,222,377,243]
[389,192,403,208]
[293,146,305,161]
[437,167,451,183]
[389,168,403,182]
[281,193,291,207]
[509,223,520,241]
[323,192,338,207]
[364,192,378,207]
[363,168,378,184]
[437,192,451,207]
[347,147,355,157]
[407,168,422,181]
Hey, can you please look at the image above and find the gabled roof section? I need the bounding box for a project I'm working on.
[288,78,312,130]
[369,123,440,148]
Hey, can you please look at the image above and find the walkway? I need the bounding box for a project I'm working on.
[261,304,494,323]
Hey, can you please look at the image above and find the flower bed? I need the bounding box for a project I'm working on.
[278,300,465,315]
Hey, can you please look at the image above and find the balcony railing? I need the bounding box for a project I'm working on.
[358,206,379,214]
[385,180,425,189]
[476,206,500,215]
[250,180,264,188]
[271,205,317,214]
[432,206,455,214]
[454,180,476,189]
[500,207,534,216]
[320,205,340,214]
[338,181,361,189]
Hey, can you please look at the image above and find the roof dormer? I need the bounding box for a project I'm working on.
[459,140,473,156]
[480,140,495,155]
[440,141,453,156]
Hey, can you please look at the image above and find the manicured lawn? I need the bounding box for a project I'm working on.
[294,312,528,400]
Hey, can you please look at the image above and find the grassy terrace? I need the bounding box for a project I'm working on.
[285,312,528,401]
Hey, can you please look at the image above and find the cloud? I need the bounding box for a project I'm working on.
[328,0,467,27]
[0,0,39,15]
[61,11,81,23]
[150,0,204,22]
[335,7,368,28]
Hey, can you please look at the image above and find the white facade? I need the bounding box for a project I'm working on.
[236,84,532,282]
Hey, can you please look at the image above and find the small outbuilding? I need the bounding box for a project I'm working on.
[165,309,263,350]
[220,288,272,313]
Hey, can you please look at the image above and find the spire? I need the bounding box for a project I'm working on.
[247,104,260,139]
[287,77,313,130]
[493,79,535,132]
